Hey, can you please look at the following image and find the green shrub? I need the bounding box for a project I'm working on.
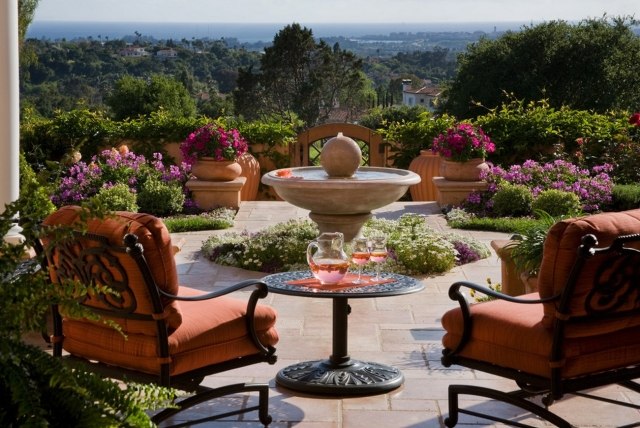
[474,98,626,167]
[91,183,139,212]
[506,211,560,275]
[531,189,582,217]
[368,216,458,274]
[202,214,490,275]
[610,184,640,211]
[446,212,542,233]
[202,218,319,273]
[137,179,185,217]
[19,152,55,222]
[377,111,456,169]
[491,184,533,217]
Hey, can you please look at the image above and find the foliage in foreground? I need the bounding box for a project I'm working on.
[202,214,491,275]
[0,200,176,426]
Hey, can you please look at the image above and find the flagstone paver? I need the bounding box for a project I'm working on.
[116,201,640,426]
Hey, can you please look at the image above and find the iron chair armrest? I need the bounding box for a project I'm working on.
[157,279,269,302]
[158,279,275,357]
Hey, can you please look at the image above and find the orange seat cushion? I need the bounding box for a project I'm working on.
[61,286,279,376]
[442,295,640,379]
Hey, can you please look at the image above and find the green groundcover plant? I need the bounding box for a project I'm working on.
[202,214,490,275]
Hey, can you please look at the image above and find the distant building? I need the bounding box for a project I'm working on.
[118,47,149,57]
[402,79,441,112]
[156,48,178,59]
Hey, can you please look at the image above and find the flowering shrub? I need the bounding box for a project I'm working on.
[464,159,614,215]
[52,146,192,216]
[180,124,248,166]
[201,214,491,275]
[202,218,319,273]
[432,123,496,162]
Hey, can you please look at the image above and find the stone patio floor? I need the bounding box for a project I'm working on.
[74,201,640,426]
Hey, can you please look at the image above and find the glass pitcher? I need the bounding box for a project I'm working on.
[306,232,350,284]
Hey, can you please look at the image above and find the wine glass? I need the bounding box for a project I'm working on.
[351,237,370,284]
[369,234,388,282]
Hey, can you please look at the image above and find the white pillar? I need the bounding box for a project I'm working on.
[0,0,22,244]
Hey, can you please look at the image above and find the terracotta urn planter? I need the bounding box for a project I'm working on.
[237,152,261,200]
[191,157,242,181]
[408,150,441,201]
[440,157,489,181]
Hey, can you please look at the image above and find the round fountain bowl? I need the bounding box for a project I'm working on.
[261,166,421,214]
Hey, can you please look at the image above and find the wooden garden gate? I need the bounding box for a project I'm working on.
[293,123,389,167]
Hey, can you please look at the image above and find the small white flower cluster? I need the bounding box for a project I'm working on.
[201,214,490,275]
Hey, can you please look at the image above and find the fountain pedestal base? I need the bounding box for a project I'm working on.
[309,212,372,242]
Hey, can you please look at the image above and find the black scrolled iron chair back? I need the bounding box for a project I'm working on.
[46,230,174,375]
[567,233,640,318]
[51,231,136,315]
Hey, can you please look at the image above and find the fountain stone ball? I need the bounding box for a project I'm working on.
[320,132,362,178]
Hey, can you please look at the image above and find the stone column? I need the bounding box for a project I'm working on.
[0,0,22,243]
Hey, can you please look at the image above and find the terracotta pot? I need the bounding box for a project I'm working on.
[408,150,441,201]
[440,158,489,181]
[237,152,261,200]
[520,272,539,294]
[191,157,242,181]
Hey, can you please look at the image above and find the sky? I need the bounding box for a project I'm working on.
[33,0,639,24]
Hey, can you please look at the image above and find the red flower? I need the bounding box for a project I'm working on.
[629,113,640,126]
[276,169,293,178]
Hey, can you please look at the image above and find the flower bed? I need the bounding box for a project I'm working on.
[464,159,614,215]
[202,214,490,275]
[52,146,193,216]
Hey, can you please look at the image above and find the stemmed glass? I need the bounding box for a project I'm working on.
[351,237,370,284]
[369,234,388,282]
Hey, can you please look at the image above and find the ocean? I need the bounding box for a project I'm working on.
[27,21,532,43]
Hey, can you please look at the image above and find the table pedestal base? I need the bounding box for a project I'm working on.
[276,359,403,395]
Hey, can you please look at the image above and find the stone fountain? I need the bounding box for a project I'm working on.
[261,133,421,241]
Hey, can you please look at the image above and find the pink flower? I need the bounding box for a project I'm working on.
[629,113,640,126]
[431,123,495,162]
[180,123,248,166]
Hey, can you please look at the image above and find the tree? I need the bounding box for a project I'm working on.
[107,74,196,120]
[18,0,39,42]
[442,16,640,118]
[233,23,367,126]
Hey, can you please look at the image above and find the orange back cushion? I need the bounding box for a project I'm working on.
[43,206,182,333]
[538,209,640,334]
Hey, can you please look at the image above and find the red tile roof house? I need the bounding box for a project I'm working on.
[402,79,441,112]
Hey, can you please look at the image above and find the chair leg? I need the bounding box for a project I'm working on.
[444,384,571,428]
[152,382,272,427]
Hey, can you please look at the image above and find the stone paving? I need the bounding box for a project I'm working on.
[119,202,640,426]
